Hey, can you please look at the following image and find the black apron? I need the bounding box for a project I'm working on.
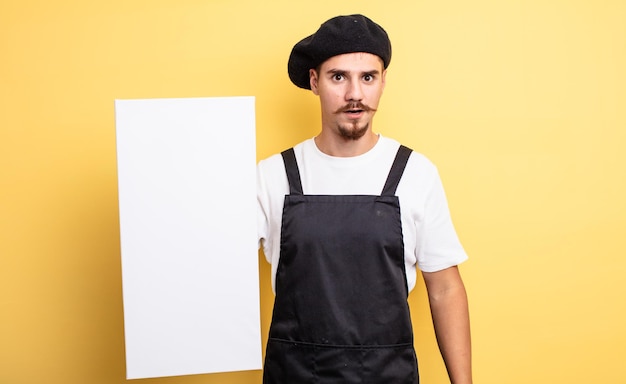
[263,145,418,384]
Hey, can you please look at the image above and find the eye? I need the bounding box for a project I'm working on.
[363,74,374,82]
[333,73,344,81]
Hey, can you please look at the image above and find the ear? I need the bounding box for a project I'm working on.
[309,69,320,95]
[381,69,387,92]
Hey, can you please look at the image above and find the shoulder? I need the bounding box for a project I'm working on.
[380,139,441,198]
[407,150,438,177]
[378,136,439,181]
[257,138,313,172]
[257,152,285,175]
[257,152,287,198]
[257,139,315,195]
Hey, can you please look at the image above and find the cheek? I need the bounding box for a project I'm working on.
[368,89,384,106]
[320,92,343,108]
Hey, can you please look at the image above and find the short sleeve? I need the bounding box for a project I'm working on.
[417,167,468,272]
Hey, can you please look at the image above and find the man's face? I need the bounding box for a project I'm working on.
[309,52,386,141]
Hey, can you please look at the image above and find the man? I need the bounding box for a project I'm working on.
[257,14,472,384]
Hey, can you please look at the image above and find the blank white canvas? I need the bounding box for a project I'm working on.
[115,97,261,380]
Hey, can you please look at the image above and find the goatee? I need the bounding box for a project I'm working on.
[338,122,369,140]
[332,101,376,140]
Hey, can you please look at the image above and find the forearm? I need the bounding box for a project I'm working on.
[424,268,472,384]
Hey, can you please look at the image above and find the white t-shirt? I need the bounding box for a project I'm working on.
[257,135,467,292]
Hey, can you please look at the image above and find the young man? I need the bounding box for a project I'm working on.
[257,14,472,384]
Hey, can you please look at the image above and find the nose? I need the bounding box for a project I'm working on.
[345,80,364,101]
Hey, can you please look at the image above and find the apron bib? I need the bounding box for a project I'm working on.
[263,145,418,384]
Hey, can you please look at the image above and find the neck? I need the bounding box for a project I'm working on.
[314,130,379,157]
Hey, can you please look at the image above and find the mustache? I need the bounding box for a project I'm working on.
[334,102,377,114]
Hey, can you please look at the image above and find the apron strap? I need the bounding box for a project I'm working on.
[282,145,412,196]
[381,145,413,196]
[281,148,303,195]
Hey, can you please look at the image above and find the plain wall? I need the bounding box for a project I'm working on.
[1,1,625,383]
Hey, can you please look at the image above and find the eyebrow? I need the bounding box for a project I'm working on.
[325,68,381,76]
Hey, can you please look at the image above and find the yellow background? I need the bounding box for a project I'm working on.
[1,1,625,383]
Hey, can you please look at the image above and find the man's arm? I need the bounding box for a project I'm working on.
[422,266,472,384]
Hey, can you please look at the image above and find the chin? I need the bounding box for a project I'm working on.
[338,124,369,140]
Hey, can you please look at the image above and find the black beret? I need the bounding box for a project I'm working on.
[288,14,392,89]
